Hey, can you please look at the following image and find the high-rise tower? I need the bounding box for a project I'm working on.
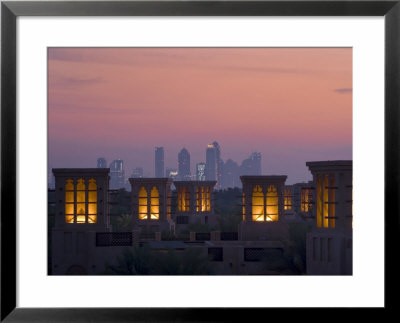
[205,144,217,181]
[109,159,125,189]
[97,157,107,168]
[178,148,191,180]
[212,141,223,189]
[240,152,262,176]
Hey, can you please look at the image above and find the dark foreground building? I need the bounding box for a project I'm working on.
[50,160,352,275]
[305,160,353,275]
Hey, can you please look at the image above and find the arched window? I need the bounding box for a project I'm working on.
[316,175,322,227]
[201,186,206,211]
[317,174,336,228]
[266,185,278,221]
[64,178,98,224]
[301,188,309,212]
[150,186,160,220]
[178,187,189,212]
[284,189,292,210]
[76,179,86,223]
[328,175,335,228]
[185,187,190,212]
[206,186,211,211]
[196,187,200,211]
[252,185,264,221]
[88,179,97,223]
[196,186,206,212]
[323,175,329,228]
[138,186,148,220]
[65,179,74,223]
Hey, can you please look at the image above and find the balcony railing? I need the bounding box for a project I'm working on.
[96,232,133,247]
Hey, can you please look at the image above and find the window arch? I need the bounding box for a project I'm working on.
[150,186,160,220]
[88,179,97,223]
[65,179,74,223]
[284,189,292,210]
[138,186,148,220]
[266,185,278,221]
[178,187,189,212]
[205,186,211,211]
[252,185,264,221]
[76,179,86,223]
[301,188,310,212]
[316,174,336,228]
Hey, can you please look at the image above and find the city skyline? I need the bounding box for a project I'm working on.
[48,47,352,184]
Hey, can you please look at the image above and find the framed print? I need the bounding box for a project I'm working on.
[1,0,399,321]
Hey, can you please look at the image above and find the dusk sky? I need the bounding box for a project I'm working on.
[48,47,352,184]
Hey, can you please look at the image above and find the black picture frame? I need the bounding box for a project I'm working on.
[1,0,399,321]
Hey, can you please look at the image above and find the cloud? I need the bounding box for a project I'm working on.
[51,76,106,87]
[48,49,88,62]
[48,48,188,66]
[215,65,314,75]
[334,88,352,94]
[49,103,155,115]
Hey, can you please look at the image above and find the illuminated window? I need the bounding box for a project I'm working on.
[178,187,189,212]
[196,186,208,212]
[242,192,245,221]
[185,188,190,212]
[206,186,211,211]
[328,176,335,228]
[150,186,160,220]
[316,175,322,227]
[64,178,97,224]
[266,185,278,221]
[65,179,74,223]
[301,188,312,212]
[252,185,264,221]
[316,174,336,228]
[178,187,183,211]
[196,187,201,212]
[88,179,97,223]
[138,186,148,220]
[76,179,86,223]
[323,175,329,228]
[202,187,206,211]
[284,189,292,210]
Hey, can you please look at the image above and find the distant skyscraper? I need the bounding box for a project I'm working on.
[109,159,125,189]
[252,152,262,175]
[131,167,144,178]
[222,159,240,189]
[205,144,217,181]
[155,147,164,177]
[178,148,191,180]
[240,152,262,176]
[97,157,107,168]
[166,168,178,180]
[212,141,223,189]
[196,162,206,181]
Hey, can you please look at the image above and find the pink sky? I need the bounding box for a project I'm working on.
[48,48,352,184]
